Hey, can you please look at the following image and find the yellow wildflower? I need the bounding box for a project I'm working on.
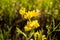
[24,20,40,31]
[30,39,33,40]
[24,10,39,19]
[24,26,31,31]
[27,20,40,28]
[34,31,39,40]
[24,21,32,31]
[19,8,25,16]
[27,21,32,27]
[24,14,28,19]
[32,20,40,28]
[42,35,47,40]
[24,11,33,19]
[32,10,39,17]
[34,31,39,36]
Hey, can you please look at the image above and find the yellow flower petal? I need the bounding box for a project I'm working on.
[34,31,39,40]
[24,26,31,31]
[19,8,25,15]
[42,35,47,40]
[24,10,39,19]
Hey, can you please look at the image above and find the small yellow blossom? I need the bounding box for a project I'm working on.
[24,20,40,31]
[19,8,25,16]
[34,31,39,40]
[34,31,39,36]
[42,35,47,40]
[27,20,40,28]
[32,20,40,28]
[32,10,39,17]
[30,39,33,40]
[27,21,32,27]
[24,10,39,19]
[24,11,33,19]
[24,26,31,31]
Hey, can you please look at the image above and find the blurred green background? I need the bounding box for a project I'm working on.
[0,0,60,40]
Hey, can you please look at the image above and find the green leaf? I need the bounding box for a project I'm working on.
[16,27,27,37]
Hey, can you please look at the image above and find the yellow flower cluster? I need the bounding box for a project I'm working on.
[24,10,39,19]
[24,20,40,31]
[19,8,39,19]
[42,35,46,40]
[19,8,25,16]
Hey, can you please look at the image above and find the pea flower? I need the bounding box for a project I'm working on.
[34,31,39,40]
[24,20,40,31]
[19,8,26,16]
[42,35,47,40]
[24,10,39,19]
